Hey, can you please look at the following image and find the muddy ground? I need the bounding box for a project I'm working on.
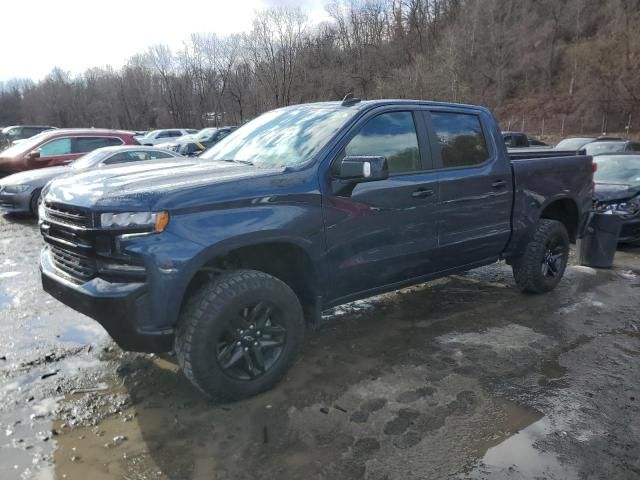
[1,214,639,480]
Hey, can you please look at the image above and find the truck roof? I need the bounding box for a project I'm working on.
[284,99,491,115]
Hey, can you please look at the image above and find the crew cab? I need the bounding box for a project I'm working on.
[39,100,594,400]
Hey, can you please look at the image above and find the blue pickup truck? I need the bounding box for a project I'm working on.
[39,99,594,399]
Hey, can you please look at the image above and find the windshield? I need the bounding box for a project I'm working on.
[595,156,640,184]
[196,128,217,141]
[70,149,112,170]
[199,107,357,168]
[585,142,626,156]
[555,138,594,150]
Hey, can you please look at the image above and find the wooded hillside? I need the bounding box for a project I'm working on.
[1,0,638,137]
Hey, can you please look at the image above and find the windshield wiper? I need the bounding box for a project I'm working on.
[221,159,254,166]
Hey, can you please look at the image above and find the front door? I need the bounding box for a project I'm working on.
[322,109,440,302]
[30,137,78,169]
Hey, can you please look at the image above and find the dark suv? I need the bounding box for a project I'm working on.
[1,125,56,149]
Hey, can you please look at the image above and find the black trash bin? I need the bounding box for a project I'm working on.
[577,212,623,268]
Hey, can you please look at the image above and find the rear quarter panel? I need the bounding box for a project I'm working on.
[505,155,593,258]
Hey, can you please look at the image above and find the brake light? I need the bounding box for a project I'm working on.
[592,162,598,173]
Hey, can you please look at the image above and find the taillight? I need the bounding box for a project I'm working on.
[592,162,598,173]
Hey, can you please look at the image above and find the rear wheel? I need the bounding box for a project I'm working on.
[512,219,570,293]
[175,270,305,400]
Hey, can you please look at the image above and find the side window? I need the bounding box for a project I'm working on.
[39,138,72,157]
[23,127,40,137]
[344,111,420,174]
[431,112,489,168]
[168,130,182,137]
[157,131,170,138]
[104,151,157,164]
[628,143,640,152]
[148,151,173,159]
[74,137,123,154]
[503,135,514,147]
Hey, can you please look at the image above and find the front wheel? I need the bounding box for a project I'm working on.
[30,189,42,217]
[512,219,570,293]
[175,270,305,401]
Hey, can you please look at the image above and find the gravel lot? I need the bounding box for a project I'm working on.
[1,214,639,480]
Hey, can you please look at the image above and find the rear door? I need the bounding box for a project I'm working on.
[323,108,440,302]
[73,136,124,156]
[426,109,513,268]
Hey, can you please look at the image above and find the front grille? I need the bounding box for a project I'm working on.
[50,245,96,281]
[41,201,145,283]
[45,203,91,228]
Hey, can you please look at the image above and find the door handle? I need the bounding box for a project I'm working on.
[491,179,507,189]
[411,188,434,199]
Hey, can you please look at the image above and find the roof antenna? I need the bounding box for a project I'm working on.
[341,93,361,106]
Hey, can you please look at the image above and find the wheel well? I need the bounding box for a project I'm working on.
[182,242,319,323]
[540,199,579,242]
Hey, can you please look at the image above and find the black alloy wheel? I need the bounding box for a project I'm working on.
[216,301,288,381]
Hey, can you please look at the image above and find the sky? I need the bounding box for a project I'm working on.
[0,0,329,82]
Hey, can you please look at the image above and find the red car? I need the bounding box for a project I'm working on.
[0,129,139,174]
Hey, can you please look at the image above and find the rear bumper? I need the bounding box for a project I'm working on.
[40,247,174,353]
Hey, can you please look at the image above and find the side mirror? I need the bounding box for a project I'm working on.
[338,156,388,183]
[27,150,41,160]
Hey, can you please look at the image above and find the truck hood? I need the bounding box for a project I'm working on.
[44,159,283,210]
[594,182,640,202]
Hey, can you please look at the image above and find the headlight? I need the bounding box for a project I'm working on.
[2,184,30,194]
[100,211,170,232]
[599,197,640,217]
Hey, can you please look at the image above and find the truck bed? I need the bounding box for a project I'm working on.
[504,153,594,258]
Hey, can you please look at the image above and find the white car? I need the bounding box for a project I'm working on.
[136,129,198,146]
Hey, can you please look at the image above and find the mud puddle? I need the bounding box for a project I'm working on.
[464,416,579,480]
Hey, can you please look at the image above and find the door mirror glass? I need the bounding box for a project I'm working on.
[338,155,388,183]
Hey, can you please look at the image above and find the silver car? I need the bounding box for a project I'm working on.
[0,146,182,216]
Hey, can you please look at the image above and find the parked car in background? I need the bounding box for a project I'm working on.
[593,154,640,244]
[502,131,548,148]
[0,146,182,216]
[1,125,57,150]
[136,129,198,146]
[158,126,238,156]
[584,140,640,156]
[39,99,593,400]
[554,136,624,152]
[0,129,139,175]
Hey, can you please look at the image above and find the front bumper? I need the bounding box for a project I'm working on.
[619,217,640,243]
[40,247,174,353]
[0,190,33,214]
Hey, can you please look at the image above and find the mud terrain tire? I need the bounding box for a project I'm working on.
[512,219,570,294]
[175,270,305,401]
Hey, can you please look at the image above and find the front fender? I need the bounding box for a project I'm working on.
[119,204,326,331]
